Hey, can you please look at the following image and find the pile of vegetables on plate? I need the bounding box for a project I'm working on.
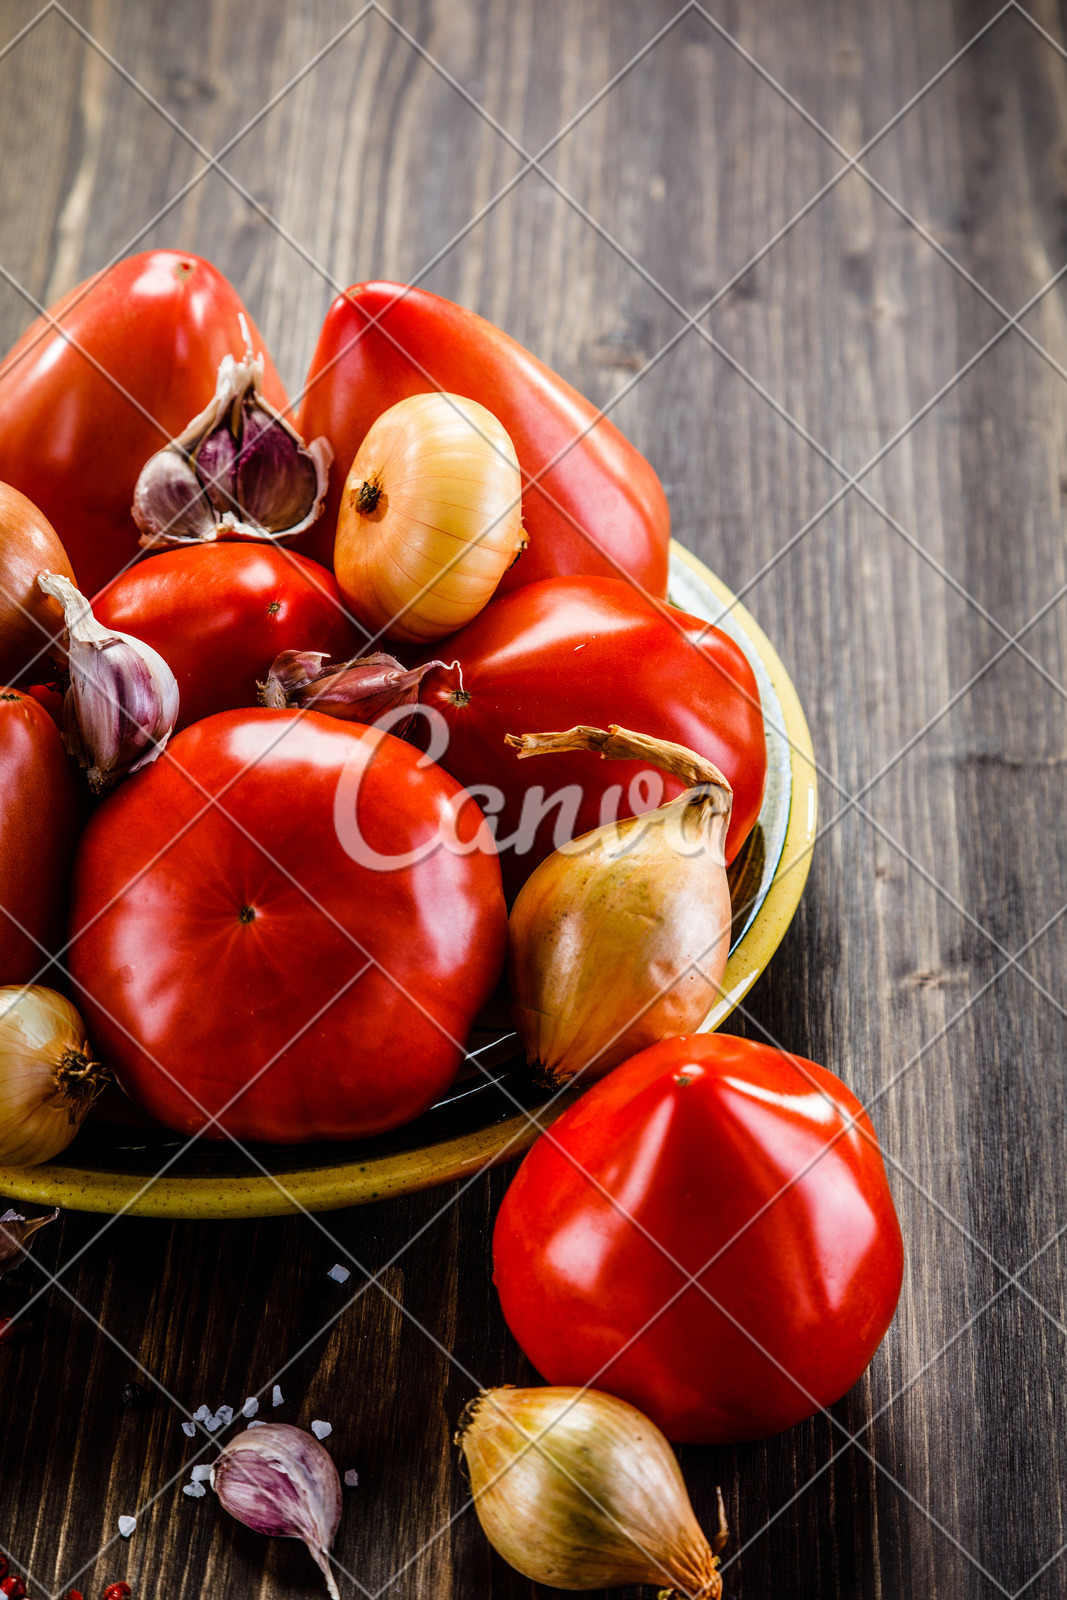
[0,250,903,1593]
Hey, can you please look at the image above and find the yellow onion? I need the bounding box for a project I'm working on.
[456,1386,728,1597]
[506,724,733,1086]
[0,987,108,1165]
[334,391,526,643]
[0,482,76,685]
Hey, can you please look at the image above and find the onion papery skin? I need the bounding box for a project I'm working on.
[334,392,524,644]
[0,986,105,1165]
[0,483,76,685]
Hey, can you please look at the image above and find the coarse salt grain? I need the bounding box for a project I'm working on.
[310,1420,332,1440]
[183,1482,206,1500]
[0,1210,23,1223]
[192,1404,211,1422]
[181,1422,195,1438]
[247,1420,266,1428]
[118,1515,136,1538]
[215,1405,233,1425]
[191,1465,212,1482]
[204,1414,222,1432]
[344,1469,359,1488]
[241,1396,258,1417]
[327,1264,350,1283]
[271,1385,283,1407]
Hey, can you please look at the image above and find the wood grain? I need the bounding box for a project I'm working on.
[3,0,1067,1595]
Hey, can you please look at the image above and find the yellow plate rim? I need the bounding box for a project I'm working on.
[0,544,816,1219]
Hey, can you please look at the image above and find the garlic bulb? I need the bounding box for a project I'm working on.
[38,572,179,793]
[132,325,332,548]
[259,647,456,732]
[457,1386,728,1597]
[506,724,733,1085]
[0,1205,59,1273]
[0,987,107,1166]
[211,1423,342,1599]
[333,391,526,643]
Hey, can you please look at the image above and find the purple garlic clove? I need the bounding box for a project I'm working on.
[259,649,458,733]
[38,572,180,794]
[0,1207,59,1279]
[211,1422,342,1599]
[131,321,332,550]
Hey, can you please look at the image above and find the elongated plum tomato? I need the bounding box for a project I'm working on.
[0,251,287,598]
[416,577,765,898]
[492,1034,904,1444]
[295,283,670,597]
[67,710,506,1142]
[91,545,365,733]
[0,690,82,985]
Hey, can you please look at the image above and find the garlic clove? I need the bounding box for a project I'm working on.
[37,572,179,794]
[211,1422,342,1599]
[0,1205,59,1274]
[505,724,734,1086]
[258,649,456,730]
[457,1385,727,1598]
[132,330,331,549]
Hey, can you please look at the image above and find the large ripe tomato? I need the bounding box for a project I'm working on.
[68,709,506,1143]
[91,545,366,733]
[493,1034,904,1444]
[416,577,765,898]
[0,251,287,599]
[295,283,670,598]
[0,690,82,985]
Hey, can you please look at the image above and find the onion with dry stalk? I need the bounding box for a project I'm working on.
[0,987,108,1166]
[0,482,76,685]
[333,391,526,643]
[506,724,734,1086]
[456,1385,729,1597]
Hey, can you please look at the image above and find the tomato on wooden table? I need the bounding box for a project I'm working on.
[416,576,766,898]
[0,251,287,598]
[493,1034,904,1443]
[68,709,506,1143]
[91,545,366,733]
[295,283,671,598]
[0,690,82,985]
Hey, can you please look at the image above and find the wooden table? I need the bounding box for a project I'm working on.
[2,1,1067,1595]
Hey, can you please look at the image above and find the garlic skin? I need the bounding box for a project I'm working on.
[211,1423,342,1599]
[37,572,179,794]
[259,647,455,731]
[0,987,107,1166]
[506,725,734,1086]
[457,1386,727,1597]
[132,332,331,549]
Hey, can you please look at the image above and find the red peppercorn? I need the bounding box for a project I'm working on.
[0,1556,7,1579]
[102,1585,132,1600]
[0,1318,14,1344]
[66,1592,84,1600]
[1,1576,27,1598]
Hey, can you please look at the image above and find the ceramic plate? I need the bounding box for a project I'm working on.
[0,543,817,1218]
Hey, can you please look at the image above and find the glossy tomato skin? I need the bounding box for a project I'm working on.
[91,545,365,733]
[416,576,765,897]
[493,1035,904,1444]
[295,283,670,597]
[0,251,288,599]
[67,709,506,1142]
[0,690,82,985]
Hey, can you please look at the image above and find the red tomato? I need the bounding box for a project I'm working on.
[0,690,82,985]
[0,251,287,598]
[68,709,506,1142]
[295,283,670,598]
[91,545,365,733]
[493,1035,904,1443]
[416,577,765,897]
